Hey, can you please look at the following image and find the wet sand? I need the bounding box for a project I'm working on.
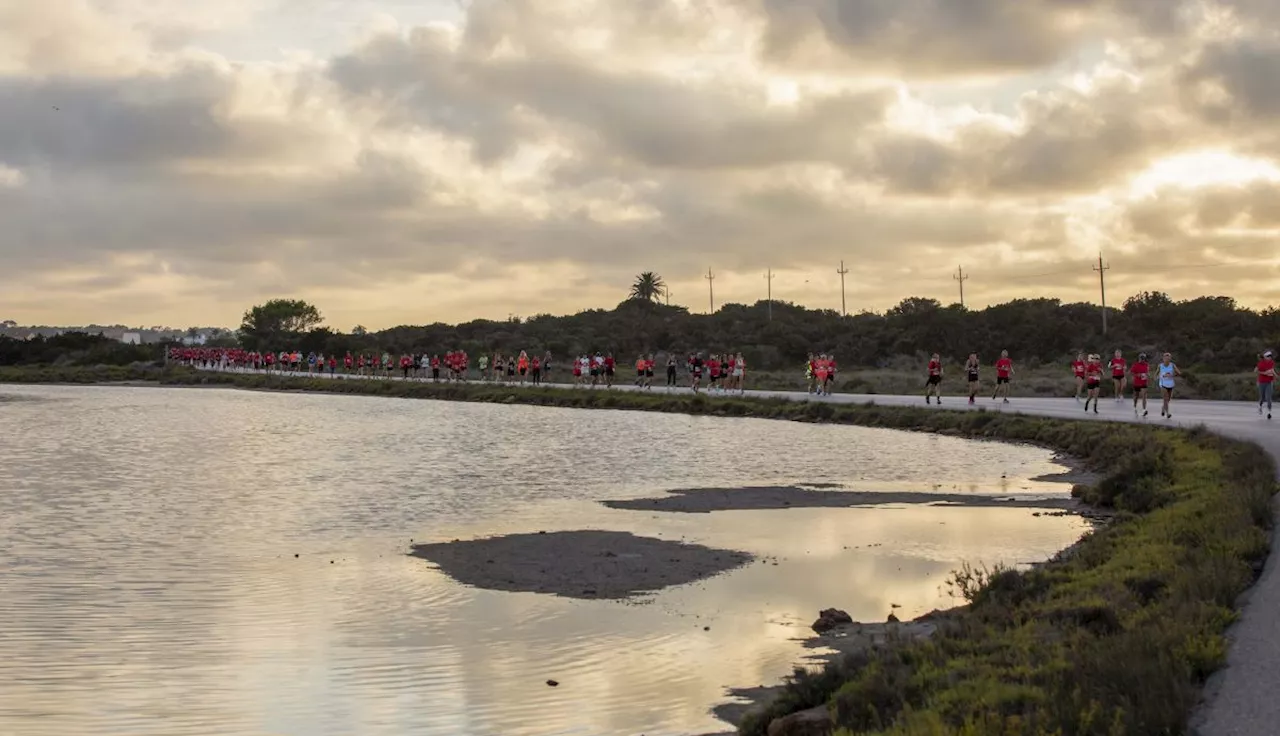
[409,530,753,600]
[602,485,1083,514]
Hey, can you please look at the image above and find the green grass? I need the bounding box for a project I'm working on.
[4,365,1275,735]
[0,363,170,384]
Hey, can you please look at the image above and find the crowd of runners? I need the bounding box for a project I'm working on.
[166,345,1278,419]
[166,347,754,392]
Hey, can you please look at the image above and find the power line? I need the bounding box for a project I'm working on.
[953,266,968,308]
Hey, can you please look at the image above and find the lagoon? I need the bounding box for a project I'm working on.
[0,384,1088,735]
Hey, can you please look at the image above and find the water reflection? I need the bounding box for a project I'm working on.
[0,385,1088,735]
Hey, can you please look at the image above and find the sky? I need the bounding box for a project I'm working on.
[2,0,1279,330]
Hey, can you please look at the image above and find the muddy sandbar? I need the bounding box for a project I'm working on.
[409,530,753,600]
[602,485,1080,514]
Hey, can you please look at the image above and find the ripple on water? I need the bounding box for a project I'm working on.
[0,384,1089,735]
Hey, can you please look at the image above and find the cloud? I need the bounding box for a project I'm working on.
[2,0,1280,329]
[744,0,1202,77]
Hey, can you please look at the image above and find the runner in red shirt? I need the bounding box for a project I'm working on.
[604,353,616,388]
[343,352,353,374]
[1257,350,1275,420]
[925,353,943,405]
[1071,352,1086,401]
[1083,354,1103,414]
[1108,350,1127,402]
[993,350,1013,403]
[430,354,441,382]
[1130,353,1150,417]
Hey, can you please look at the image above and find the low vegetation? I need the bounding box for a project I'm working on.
[2,366,1274,735]
[735,428,1274,736]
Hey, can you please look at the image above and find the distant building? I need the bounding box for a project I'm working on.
[121,332,142,345]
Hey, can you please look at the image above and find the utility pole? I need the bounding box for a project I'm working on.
[705,268,715,313]
[953,266,968,308]
[766,269,775,321]
[837,260,849,316]
[1093,253,1110,336]
[664,287,671,307]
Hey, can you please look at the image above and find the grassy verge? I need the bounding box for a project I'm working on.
[0,363,171,383]
[6,365,1275,735]
[736,432,1274,735]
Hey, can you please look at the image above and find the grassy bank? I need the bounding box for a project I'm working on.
[0,363,171,384]
[6,366,1276,735]
[732,437,1274,733]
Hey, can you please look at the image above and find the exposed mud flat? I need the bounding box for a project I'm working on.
[409,530,753,600]
[601,485,1082,514]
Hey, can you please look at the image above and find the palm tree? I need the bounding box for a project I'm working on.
[629,272,667,303]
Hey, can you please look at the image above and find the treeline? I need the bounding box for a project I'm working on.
[6,291,1273,373]
[0,332,160,367]
[255,291,1279,374]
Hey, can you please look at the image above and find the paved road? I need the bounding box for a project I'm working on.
[198,367,1277,735]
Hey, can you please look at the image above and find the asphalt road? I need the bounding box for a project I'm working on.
[200,367,1278,735]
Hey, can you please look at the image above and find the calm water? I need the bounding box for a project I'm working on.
[0,385,1088,736]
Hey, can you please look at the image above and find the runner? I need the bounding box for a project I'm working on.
[1158,352,1181,419]
[1108,350,1127,402]
[1257,350,1275,419]
[993,350,1013,403]
[430,354,441,382]
[518,351,530,386]
[400,353,412,380]
[708,354,721,392]
[806,354,817,394]
[964,353,980,405]
[824,354,838,396]
[635,355,646,387]
[1131,352,1150,417]
[531,355,542,386]
[478,353,489,381]
[733,352,746,394]
[691,352,704,392]
[543,351,553,382]
[1083,354,1102,414]
[1071,352,1086,401]
[604,353,616,388]
[666,354,678,389]
[925,353,943,404]
[815,354,829,396]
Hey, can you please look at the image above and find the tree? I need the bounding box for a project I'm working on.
[239,299,323,349]
[352,325,368,336]
[629,272,667,303]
